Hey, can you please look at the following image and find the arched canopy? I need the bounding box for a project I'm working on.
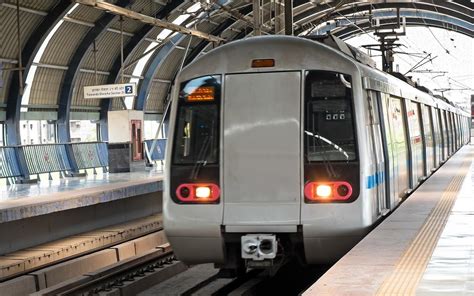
[0,0,472,139]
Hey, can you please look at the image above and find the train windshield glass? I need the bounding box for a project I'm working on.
[304,71,356,162]
[173,75,221,165]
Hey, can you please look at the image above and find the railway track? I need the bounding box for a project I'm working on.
[180,268,264,296]
[36,243,187,296]
[171,260,329,296]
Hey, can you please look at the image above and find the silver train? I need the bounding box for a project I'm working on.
[164,35,470,271]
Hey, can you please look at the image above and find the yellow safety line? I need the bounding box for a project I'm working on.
[376,159,470,296]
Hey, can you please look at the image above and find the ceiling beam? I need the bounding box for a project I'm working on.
[75,0,225,43]
[1,3,48,16]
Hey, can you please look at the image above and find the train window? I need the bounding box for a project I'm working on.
[304,71,356,162]
[172,75,221,165]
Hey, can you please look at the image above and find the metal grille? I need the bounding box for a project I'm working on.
[0,147,22,178]
[71,142,108,169]
[22,144,71,174]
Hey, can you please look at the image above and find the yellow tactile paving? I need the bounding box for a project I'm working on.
[302,146,473,296]
[376,159,470,296]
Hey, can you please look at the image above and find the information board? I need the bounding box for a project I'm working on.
[84,83,136,99]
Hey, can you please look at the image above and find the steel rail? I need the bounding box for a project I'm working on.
[40,244,181,296]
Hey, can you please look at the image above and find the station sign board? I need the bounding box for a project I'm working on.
[84,83,136,99]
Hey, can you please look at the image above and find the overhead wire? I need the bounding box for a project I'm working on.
[322,2,428,76]
[412,2,455,58]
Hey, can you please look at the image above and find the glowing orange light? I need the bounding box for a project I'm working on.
[251,59,275,68]
[195,186,211,198]
[316,184,332,198]
[187,86,215,101]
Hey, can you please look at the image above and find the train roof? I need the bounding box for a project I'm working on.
[178,35,469,117]
[305,34,467,115]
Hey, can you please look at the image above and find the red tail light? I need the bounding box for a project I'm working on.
[176,183,220,203]
[304,181,352,201]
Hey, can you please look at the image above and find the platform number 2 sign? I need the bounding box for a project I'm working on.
[125,85,133,94]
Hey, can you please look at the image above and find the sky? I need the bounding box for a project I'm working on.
[345,26,473,108]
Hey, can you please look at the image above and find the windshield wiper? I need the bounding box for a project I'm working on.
[190,135,211,180]
[305,130,339,179]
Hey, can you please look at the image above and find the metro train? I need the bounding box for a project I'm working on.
[163,35,471,271]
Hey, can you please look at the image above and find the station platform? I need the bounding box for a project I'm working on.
[304,145,474,296]
[0,171,164,255]
[0,170,163,223]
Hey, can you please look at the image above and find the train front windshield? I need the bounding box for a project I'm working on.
[304,71,357,162]
[173,75,220,165]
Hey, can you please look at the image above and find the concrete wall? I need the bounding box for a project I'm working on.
[0,192,162,255]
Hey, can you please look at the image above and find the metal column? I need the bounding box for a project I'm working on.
[253,0,261,36]
[284,0,293,35]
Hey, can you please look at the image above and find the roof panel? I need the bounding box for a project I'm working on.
[4,0,57,11]
[156,49,184,80]
[109,16,145,33]
[81,31,132,71]
[28,67,65,106]
[39,21,90,65]
[109,0,163,33]
[68,4,105,24]
[145,81,168,112]
[0,8,43,59]
[123,40,153,76]
[111,97,125,110]
[0,65,12,105]
[72,72,108,107]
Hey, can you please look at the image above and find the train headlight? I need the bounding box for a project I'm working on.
[316,184,332,198]
[176,183,220,203]
[195,186,211,198]
[304,181,353,202]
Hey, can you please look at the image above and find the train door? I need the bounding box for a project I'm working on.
[431,107,441,166]
[379,93,403,208]
[222,72,301,227]
[457,115,462,147]
[389,96,410,199]
[131,120,143,161]
[453,114,460,149]
[439,109,447,160]
[421,105,435,173]
[448,112,454,154]
[406,101,424,186]
[452,113,457,150]
[443,110,453,155]
[368,91,388,216]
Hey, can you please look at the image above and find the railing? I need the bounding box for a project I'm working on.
[71,142,108,169]
[0,146,22,178]
[22,144,71,175]
[1,142,109,180]
[144,139,167,161]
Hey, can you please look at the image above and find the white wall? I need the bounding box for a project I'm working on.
[107,110,144,143]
